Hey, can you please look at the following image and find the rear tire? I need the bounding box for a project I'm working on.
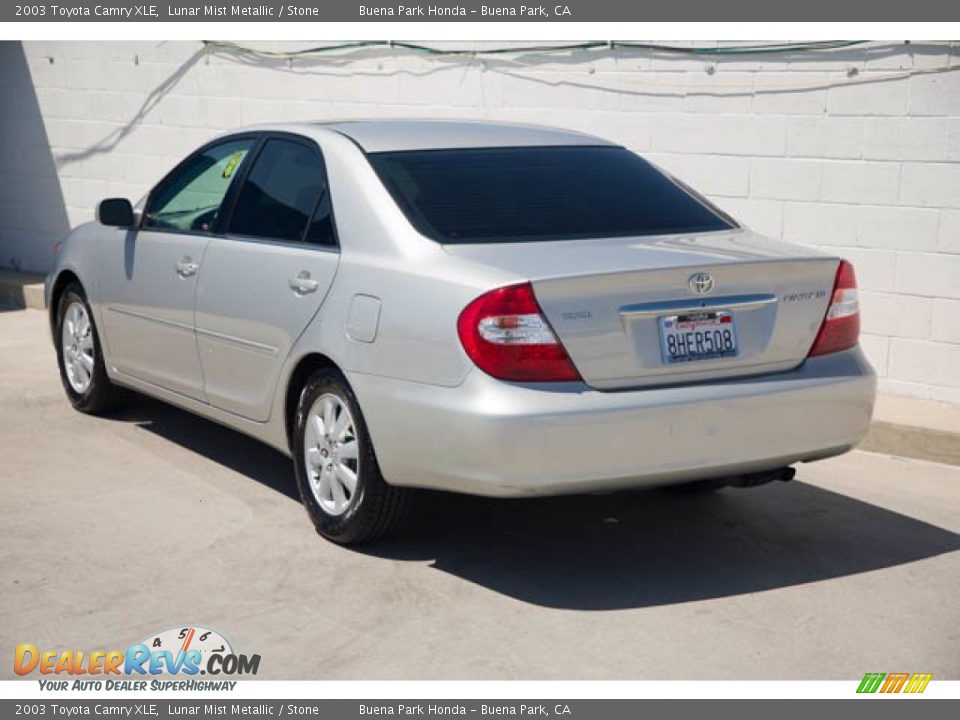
[55,283,125,415]
[292,368,412,545]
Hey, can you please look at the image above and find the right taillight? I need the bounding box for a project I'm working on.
[808,259,860,357]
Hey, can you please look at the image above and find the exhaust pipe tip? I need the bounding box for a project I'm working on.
[778,466,797,483]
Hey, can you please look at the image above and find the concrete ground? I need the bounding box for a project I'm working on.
[1,307,958,680]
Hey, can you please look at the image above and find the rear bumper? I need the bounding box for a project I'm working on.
[350,347,876,497]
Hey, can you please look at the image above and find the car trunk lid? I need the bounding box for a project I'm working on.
[445,230,840,389]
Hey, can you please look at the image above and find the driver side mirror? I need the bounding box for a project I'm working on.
[96,198,134,228]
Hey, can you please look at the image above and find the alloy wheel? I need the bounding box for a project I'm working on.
[61,301,95,394]
[303,393,360,516]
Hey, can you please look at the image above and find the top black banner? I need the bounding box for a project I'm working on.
[4,0,959,22]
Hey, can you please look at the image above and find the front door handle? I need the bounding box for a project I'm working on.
[175,257,199,278]
[289,271,319,295]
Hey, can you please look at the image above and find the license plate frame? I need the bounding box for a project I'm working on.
[658,310,739,364]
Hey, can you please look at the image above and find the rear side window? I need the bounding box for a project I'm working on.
[369,146,734,244]
[229,138,326,243]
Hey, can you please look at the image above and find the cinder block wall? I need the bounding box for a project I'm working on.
[3,40,959,402]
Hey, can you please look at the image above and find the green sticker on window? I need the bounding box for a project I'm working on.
[222,151,243,179]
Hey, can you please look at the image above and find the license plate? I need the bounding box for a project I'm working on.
[658,311,738,364]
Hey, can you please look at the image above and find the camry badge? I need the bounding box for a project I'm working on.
[688,272,715,295]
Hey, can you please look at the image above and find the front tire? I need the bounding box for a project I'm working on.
[292,368,411,545]
[55,283,125,414]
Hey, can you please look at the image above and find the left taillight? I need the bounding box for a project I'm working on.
[457,282,580,382]
[808,259,860,357]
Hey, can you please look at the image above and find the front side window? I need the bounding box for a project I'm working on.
[143,138,254,232]
[369,146,735,244]
[228,138,326,243]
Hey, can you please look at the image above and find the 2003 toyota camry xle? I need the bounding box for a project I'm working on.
[47,120,876,544]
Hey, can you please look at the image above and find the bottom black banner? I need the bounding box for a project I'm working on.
[2,700,957,720]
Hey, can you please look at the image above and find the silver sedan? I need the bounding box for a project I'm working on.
[46,120,876,544]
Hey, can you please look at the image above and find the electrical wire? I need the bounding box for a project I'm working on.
[202,39,874,61]
[615,40,868,54]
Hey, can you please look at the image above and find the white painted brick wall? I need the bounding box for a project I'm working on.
[2,39,960,404]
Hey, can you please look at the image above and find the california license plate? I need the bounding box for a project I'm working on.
[658,311,739,364]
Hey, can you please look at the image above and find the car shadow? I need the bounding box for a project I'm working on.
[115,394,300,502]
[120,394,960,611]
[375,485,960,610]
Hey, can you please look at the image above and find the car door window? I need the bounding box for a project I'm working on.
[304,186,337,247]
[143,138,255,232]
[228,138,327,243]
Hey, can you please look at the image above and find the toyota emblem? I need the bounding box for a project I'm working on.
[688,272,714,295]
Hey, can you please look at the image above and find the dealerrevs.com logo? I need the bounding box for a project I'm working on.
[14,626,260,691]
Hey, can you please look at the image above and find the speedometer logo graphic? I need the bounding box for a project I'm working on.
[141,626,233,662]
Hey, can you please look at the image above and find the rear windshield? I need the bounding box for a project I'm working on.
[368,146,735,244]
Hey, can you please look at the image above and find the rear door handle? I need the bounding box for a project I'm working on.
[175,257,198,277]
[289,271,319,295]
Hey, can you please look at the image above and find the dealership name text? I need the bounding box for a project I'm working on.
[357,5,572,16]
[359,706,571,716]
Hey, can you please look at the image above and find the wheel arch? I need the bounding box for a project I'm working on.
[284,352,344,450]
[48,269,83,334]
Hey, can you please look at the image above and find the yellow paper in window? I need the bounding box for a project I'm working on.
[222,151,244,179]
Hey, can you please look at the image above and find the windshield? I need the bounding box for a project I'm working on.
[368,145,735,244]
